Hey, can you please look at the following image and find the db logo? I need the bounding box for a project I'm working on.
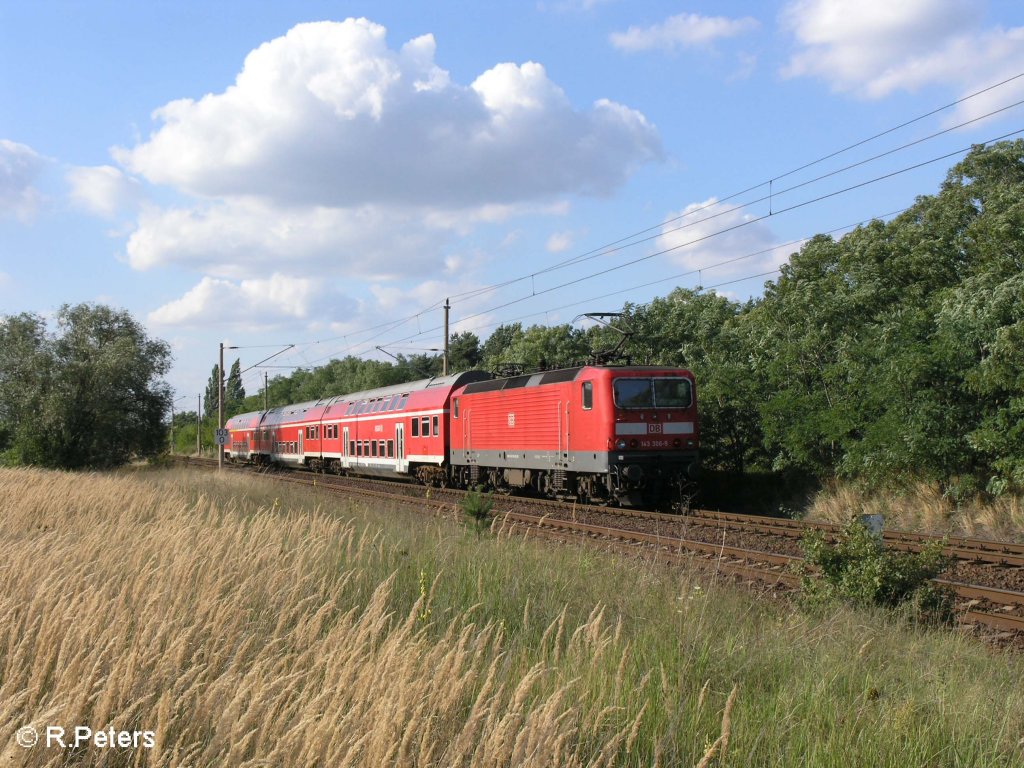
[507,412,516,428]
[648,423,662,434]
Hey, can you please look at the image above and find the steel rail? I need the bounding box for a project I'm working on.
[172,457,1024,636]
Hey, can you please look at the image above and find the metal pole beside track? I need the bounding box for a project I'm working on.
[218,342,224,470]
[443,298,450,376]
[197,395,201,456]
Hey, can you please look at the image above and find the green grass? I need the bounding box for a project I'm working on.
[167,468,1024,767]
[4,465,1022,767]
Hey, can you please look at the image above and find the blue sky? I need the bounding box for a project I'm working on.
[3,0,1023,404]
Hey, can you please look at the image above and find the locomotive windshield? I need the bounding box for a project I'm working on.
[613,377,692,409]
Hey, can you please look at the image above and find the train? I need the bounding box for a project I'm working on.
[224,364,700,509]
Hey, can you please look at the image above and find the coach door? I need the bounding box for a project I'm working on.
[343,426,350,468]
[298,427,304,457]
[395,423,407,473]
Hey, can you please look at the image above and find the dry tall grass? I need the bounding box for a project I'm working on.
[3,467,1021,766]
[805,481,1024,540]
[0,468,671,767]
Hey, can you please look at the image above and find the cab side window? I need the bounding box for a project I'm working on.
[582,381,593,410]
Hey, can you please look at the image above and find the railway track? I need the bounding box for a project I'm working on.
[689,508,1024,568]
[170,456,1024,638]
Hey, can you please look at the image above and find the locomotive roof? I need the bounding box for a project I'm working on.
[461,366,584,394]
[459,364,693,395]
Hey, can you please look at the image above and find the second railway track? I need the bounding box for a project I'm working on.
[174,456,1024,639]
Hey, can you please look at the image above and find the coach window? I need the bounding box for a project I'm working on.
[582,381,593,410]
[432,415,439,436]
[398,395,409,409]
[378,440,386,456]
[350,440,356,455]
[371,441,378,457]
[363,440,370,455]
[411,418,419,437]
[387,440,394,458]
[388,395,400,410]
[421,417,430,436]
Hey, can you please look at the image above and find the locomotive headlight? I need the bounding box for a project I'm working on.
[616,439,627,450]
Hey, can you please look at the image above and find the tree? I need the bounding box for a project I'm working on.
[485,324,589,373]
[0,313,51,464]
[203,365,219,419]
[623,289,765,473]
[448,331,481,372]
[0,303,172,469]
[226,358,246,416]
[480,323,525,372]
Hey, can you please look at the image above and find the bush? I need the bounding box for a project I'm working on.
[461,486,494,536]
[799,518,953,622]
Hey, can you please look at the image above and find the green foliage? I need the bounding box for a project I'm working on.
[726,140,1024,494]
[483,323,590,373]
[226,359,246,416]
[203,365,219,419]
[799,519,953,621]
[621,288,767,473]
[479,323,525,372]
[0,303,172,469]
[447,331,481,372]
[198,141,1024,497]
[460,486,495,536]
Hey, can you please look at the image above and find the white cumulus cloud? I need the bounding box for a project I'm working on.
[125,198,446,279]
[115,18,660,208]
[66,165,143,217]
[0,139,46,221]
[781,0,1024,119]
[114,18,662,327]
[610,13,759,52]
[148,274,334,329]
[546,231,574,253]
[657,198,791,283]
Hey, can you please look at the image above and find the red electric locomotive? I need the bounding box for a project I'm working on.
[448,365,699,508]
